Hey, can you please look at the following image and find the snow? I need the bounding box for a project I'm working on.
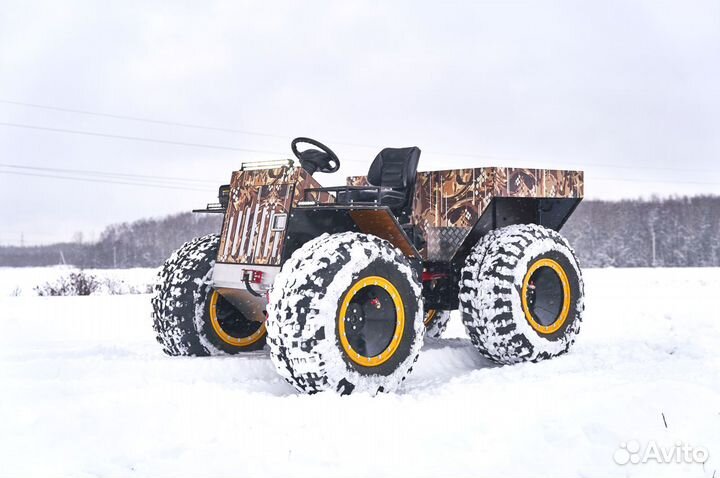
[0,267,718,477]
[0,266,157,296]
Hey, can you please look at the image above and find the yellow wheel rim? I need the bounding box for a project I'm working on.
[521,258,571,335]
[209,290,266,347]
[424,309,437,326]
[338,276,405,367]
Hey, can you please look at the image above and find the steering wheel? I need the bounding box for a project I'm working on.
[291,137,340,174]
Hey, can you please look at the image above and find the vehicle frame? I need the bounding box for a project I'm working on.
[195,158,584,321]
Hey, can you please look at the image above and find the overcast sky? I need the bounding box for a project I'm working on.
[1,0,719,245]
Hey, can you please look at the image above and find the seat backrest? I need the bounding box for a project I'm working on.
[367,147,420,189]
[367,146,421,220]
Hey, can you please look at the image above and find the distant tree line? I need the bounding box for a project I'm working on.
[0,213,222,268]
[562,195,719,267]
[1,195,718,268]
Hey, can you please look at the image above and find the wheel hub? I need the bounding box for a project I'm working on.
[209,291,266,347]
[521,258,571,334]
[338,276,405,367]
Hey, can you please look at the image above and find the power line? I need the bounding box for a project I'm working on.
[4,98,720,175]
[3,100,720,176]
[1,100,719,186]
[3,163,717,191]
[0,163,218,185]
[593,176,720,186]
[0,98,291,139]
[0,98,384,150]
[0,170,215,191]
[431,154,720,174]
[2,154,718,191]
[0,118,366,165]
[0,122,286,155]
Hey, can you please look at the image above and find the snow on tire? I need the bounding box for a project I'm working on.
[151,234,266,356]
[459,224,584,364]
[424,310,452,340]
[266,232,424,395]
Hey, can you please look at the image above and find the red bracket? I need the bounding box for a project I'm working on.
[422,271,448,282]
[243,269,264,284]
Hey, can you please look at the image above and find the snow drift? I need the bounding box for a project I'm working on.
[0,267,718,477]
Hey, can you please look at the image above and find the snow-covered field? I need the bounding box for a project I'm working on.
[0,267,718,477]
[0,266,157,296]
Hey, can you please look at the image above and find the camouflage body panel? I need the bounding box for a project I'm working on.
[217,167,329,265]
[493,168,584,198]
[347,168,583,260]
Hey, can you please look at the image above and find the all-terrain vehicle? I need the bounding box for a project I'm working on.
[152,138,585,395]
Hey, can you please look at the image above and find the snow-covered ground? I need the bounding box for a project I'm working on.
[0,266,157,296]
[0,267,718,477]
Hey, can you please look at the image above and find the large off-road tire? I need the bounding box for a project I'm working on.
[424,310,452,339]
[151,234,266,356]
[459,224,584,364]
[266,232,424,395]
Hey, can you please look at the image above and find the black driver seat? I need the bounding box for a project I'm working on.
[339,146,421,224]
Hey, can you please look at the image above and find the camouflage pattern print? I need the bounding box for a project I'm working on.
[218,166,583,264]
[347,167,583,260]
[217,167,327,265]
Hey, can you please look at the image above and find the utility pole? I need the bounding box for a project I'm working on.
[648,210,658,267]
[650,227,656,267]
